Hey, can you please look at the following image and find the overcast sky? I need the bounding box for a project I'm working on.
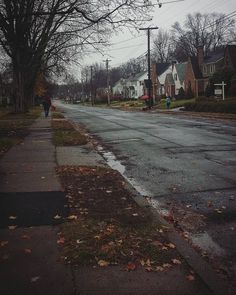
[75,0,236,77]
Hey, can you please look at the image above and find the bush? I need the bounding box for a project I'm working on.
[184,99,236,114]
[195,96,217,102]
[177,87,185,100]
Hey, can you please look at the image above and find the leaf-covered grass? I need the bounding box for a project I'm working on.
[57,166,181,270]
[0,107,41,155]
[0,137,19,155]
[51,112,65,119]
[53,130,87,146]
[51,117,88,146]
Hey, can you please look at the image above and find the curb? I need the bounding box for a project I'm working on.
[125,182,236,295]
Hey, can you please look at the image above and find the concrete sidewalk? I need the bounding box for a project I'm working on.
[0,114,233,294]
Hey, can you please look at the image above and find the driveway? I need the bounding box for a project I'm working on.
[56,102,236,283]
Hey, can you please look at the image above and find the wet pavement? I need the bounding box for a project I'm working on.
[55,102,236,286]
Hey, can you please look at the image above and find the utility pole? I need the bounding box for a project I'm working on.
[103,59,111,105]
[90,65,93,105]
[139,27,158,109]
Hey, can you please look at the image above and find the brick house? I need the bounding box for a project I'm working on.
[151,62,171,100]
[224,45,236,71]
[164,73,175,97]
[185,56,206,97]
[185,47,224,97]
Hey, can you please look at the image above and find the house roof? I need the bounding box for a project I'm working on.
[225,45,236,69]
[175,62,187,83]
[156,63,170,76]
[165,73,174,84]
[128,71,147,81]
[204,50,224,64]
[190,56,203,79]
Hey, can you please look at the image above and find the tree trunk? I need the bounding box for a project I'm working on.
[12,65,36,113]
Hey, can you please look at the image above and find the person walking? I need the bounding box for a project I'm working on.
[166,95,171,109]
[42,93,51,117]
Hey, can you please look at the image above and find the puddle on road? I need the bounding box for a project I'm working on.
[97,145,152,198]
[97,145,226,259]
[147,198,170,216]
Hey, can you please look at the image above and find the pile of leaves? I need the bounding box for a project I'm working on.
[52,119,88,146]
[57,166,182,271]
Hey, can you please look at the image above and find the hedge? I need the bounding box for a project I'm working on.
[184,99,236,114]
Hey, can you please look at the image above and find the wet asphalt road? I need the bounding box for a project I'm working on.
[56,102,236,279]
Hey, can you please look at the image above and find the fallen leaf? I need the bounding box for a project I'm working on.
[126,262,136,271]
[98,260,109,267]
[21,234,31,240]
[8,225,17,230]
[215,209,222,214]
[140,259,145,266]
[24,248,32,254]
[106,190,112,194]
[0,241,9,247]
[57,237,65,245]
[155,266,164,271]
[162,263,172,268]
[76,239,84,244]
[54,214,62,220]
[132,213,139,217]
[171,259,181,265]
[9,216,17,220]
[162,246,168,250]
[166,243,176,249]
[186,274,195,281]
[41,176,46,179]
[67,215,78,220]
[31,276,40,283]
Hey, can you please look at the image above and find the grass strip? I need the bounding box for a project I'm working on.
[57,166,181,270]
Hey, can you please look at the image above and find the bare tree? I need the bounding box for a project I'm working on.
[0,0,152,112]
[172,12,236,60]
[152,29,174,63]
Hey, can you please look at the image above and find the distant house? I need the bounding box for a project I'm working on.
[151,63,172,100]
[112,71,147,100]
[126,71,148,99]
[165,73,175,97]
[112,79,126,99]
[185,47,225,97]
[224,45,236,71]
[172,62,187,96]
[201,49,224,78]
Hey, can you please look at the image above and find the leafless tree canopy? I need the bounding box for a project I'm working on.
[152,29,174,63]
[171,12,236,61]
[0,0,151,112]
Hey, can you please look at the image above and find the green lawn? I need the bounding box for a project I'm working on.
[156,98,195,110]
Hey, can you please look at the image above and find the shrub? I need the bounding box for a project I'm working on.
[184,99,236,114]
[177,87,185,100]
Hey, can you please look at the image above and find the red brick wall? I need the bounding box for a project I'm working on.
[184,59,197,96]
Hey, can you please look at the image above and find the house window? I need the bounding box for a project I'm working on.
[203,65,207,74]
[174,73,177,81]
[210,65,214,74]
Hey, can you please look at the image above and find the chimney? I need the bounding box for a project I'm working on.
[197,46,204,66]
[172,60,177,71]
